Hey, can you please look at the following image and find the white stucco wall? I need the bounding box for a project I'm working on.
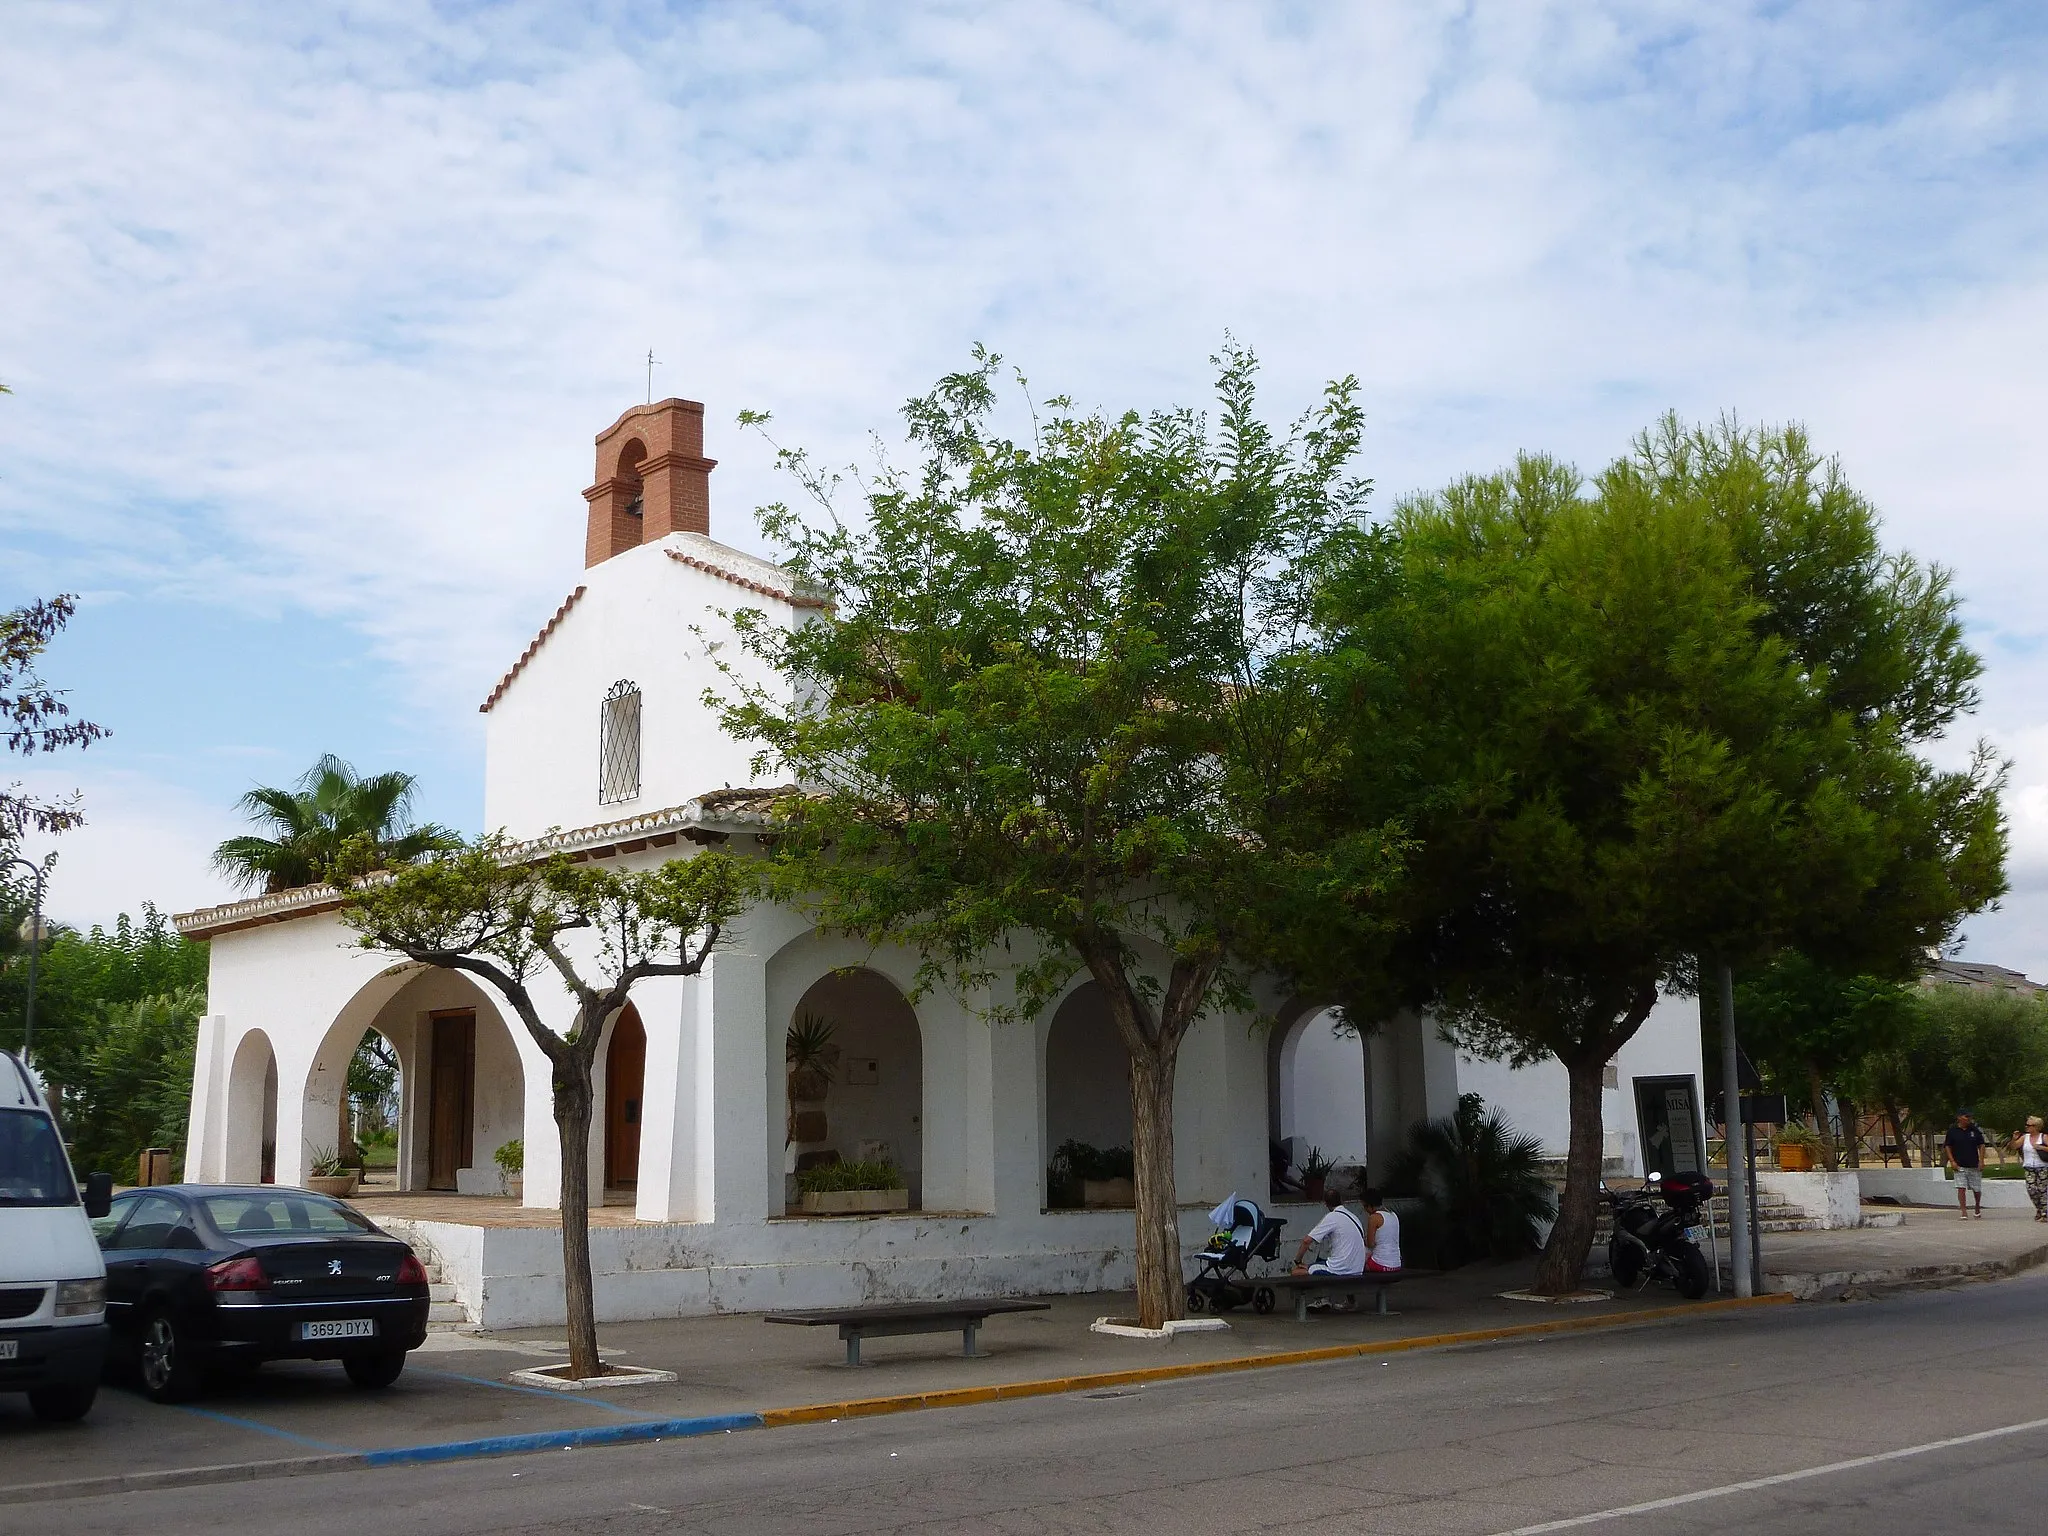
[482,532,802,840]
[1278,1007,1368,1167]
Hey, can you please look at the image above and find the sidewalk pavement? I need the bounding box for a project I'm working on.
[1754,1203,2048,1299]
[5,1208,2038,1499]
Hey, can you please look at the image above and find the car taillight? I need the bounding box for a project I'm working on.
[207,1256,267,1292]
[396,1254,428,1286]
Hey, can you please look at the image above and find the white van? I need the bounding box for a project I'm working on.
[0,1049,111,1421]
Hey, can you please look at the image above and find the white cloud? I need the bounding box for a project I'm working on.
[0,1,2044,963]
[9,768,240,931]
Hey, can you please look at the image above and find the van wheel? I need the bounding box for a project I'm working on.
[138,1310,203,1403]
[344,1349,408,1389]
[28,1381,97,1422]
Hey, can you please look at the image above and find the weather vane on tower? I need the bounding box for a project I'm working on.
[645,349,661,405]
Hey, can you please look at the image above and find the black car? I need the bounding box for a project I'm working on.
[95,1184,430,1403]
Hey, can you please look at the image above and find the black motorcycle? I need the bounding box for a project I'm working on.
[1606,1170,1713,1300]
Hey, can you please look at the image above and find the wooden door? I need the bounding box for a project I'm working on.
[427,1012,475,1191]
[604,1006,646,1189]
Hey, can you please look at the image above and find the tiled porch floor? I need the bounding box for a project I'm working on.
[349,1189,645,1227]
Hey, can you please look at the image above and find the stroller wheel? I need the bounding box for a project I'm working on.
[1184,1285,1207,1314]
[1252,1286,1276,1315]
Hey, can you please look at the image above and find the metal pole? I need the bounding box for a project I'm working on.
[1718,959,1752,1297]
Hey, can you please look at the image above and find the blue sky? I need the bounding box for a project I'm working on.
[4,1,2047,975]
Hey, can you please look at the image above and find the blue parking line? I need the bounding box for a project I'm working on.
[362,1412,763,1466]
[172,1403,355,1454]
[403,1365,648,1416]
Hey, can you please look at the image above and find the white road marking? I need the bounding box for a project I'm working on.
[1494,1414,2048,1534]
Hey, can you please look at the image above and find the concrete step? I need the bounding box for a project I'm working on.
[426,1301,471,1326]
[429,1283,457,1304]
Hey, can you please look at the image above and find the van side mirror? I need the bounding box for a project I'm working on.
[83,1171,113,1219]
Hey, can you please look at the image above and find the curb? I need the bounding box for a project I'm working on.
[1767,1238,2048,1300]
[5,1294,1791,1502]
[756,1293,1793,1426]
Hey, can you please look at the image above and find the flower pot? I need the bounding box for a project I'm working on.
[1082,1177,1135,1209]
[800,1188,910,1215]
[1775,1143,1816,1172]
[306,1173,359,1200]
[1302,1174,1328,1203]
[504,1174,523,1200]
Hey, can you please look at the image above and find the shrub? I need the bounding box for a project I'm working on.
[1386,1093,1555,1267]
[797,1158,903,1194]
[493,1139,524,1175]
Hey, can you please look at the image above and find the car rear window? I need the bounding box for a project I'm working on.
[0,1107,76,1207]
[200,1194,373,1235]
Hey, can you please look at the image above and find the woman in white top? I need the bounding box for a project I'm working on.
[2013,1116,2048,1222]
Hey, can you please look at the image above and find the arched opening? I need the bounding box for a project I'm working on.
[301,971,525,1198]
[603,1003,646,1191]
[784,969,923,1212]
[1042,982,1133,1208]
[224,1029,277,1185]
[615,438,646,520]
[1272,1006,1367,1197]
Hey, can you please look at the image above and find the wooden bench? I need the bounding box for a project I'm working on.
[1259,1270,1421,1321]
[764,1299,1052,1366]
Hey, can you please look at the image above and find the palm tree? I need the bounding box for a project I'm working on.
[212,755,461,894]
[1388,1092,1557,1267]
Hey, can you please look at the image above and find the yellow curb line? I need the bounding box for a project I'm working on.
[757,1292,1794,1428]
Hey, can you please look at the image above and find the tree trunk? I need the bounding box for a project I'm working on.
[1838,1097,1861,1169]
[1535,1054,1607,1295]
[1127,1041,1184,1330]
[552,1059,602,1380]
[1807,1062,1836,1172]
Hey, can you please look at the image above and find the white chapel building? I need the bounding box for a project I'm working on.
[175,397,1707,1326]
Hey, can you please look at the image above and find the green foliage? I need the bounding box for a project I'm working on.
[493,1138,524,1175]
[1773,1123,1823,1148]
[1861,985,2048,1141]
[0,905,208,1178]
[797,1158,904,1193]
[1045,1137,1135,1206]
[307,1145,348,1178]
[213,754,460,894]
[721,343,1398,1325]
[0,593,107,838]
[347,1029,399,1106]
[1385,1094,1556,1267]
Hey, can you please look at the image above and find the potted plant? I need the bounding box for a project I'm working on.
[1301,1145,1335,1202]
[1774,1123,1822,1172]
[494,1138,524,1199]
[797,1158,909,1215]
[786,1012,838,1147]
[305,1147,359,1200]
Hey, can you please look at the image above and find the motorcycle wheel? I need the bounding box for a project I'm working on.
[1608,1238,1646,1289]
[1671,1242,1710,1300]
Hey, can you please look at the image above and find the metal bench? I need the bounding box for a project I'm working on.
[1259,1270,1420,1321]
[764,1298,1052,1366]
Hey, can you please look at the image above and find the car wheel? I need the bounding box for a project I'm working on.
[343,1349,408,1389]
[27,1381,97,1422]
[138,1309,203,1403]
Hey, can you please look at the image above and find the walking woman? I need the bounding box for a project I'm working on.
[2016,1116,2048,1222]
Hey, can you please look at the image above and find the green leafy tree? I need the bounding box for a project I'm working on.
[1,592,106,842]
[213,754,460,894]
[720,346,1400,1328]
[1861,984,2048,1153]
[1733,952,1918,1168]
[341,839,753,1379]
[1310,421,2002,1293]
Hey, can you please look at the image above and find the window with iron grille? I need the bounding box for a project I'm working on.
[599,681,642,805]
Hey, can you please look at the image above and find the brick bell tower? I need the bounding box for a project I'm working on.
[583,398,718,567]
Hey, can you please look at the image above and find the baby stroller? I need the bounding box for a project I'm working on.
[1185,1196,1287,1314]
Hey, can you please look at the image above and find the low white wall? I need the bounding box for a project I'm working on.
[1756,1170,1862,1228]
[376,1199,1330,1329]
[1860,1165,2033,1210]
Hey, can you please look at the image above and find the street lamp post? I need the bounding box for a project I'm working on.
[3,857,47,1061]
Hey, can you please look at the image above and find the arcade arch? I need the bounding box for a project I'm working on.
[1271,1005,1368,1185]
[782,967,924,1211]
[1041,982,1133,1206]
[224,1028,277,1185]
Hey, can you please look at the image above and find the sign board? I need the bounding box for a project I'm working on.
[1633,1075,1707,1180]
[1712,1092,1789,1127]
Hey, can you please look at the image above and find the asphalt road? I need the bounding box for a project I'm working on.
[16,1272,2048,1534]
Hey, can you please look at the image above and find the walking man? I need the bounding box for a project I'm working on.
[1945,1109,1990,1219]
[2014,1116,2048,1223]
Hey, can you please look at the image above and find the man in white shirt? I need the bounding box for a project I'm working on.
[1291,1189,1368,1277]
